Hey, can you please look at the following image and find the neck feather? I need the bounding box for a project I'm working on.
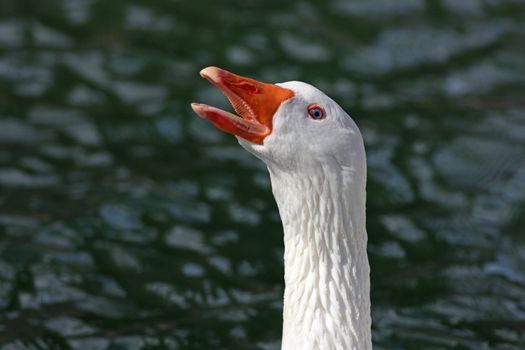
[268,161,371,350]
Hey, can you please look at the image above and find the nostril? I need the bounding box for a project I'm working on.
[238,82,259,94]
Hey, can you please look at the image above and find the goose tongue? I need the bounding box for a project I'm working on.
[191,66,294,145]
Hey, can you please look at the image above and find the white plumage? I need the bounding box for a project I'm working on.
[193,68,372,350]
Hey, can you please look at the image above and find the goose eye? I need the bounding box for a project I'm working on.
[307,104,325,120]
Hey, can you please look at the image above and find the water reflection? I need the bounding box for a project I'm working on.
[1,0,525,349]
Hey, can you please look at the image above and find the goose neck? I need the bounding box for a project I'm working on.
[268,164,372,350]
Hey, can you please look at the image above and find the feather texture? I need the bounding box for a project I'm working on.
[268,160,371,350]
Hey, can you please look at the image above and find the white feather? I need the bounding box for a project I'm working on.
[238,81,371,350]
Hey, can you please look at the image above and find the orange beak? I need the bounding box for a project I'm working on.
[191,67,294,144]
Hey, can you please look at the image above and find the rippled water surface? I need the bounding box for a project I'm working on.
[1,0,525,349]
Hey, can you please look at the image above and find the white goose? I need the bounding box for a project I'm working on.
[192,67,371,350]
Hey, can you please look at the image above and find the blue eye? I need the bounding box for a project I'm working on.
[307,104,326,120]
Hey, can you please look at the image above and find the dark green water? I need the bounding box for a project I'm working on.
[1,0,525,349]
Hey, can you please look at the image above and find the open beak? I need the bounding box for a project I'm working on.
[191,67,294,144]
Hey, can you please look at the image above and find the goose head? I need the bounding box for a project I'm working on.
[192,67,364,173]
